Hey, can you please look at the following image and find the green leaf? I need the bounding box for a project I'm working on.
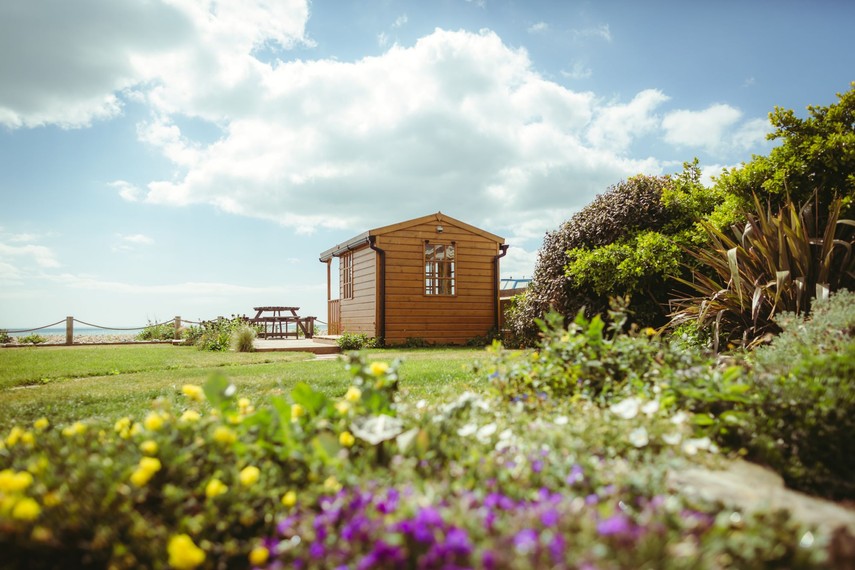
[692,413,715,426]
[203,373,236,412]
[291,382,328,414]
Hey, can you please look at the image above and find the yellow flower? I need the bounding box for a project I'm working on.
[205,478,228,498]
[238,398,254,415]
[323,476,341,493]
[290,403,305,420]
[139,457,162,474]
[239,465,260,487]
[12,497,41,521]
[130,469,152,487]
[212,426,237,445]
[167,534,206,570]
[344,387,362,402]
[180,410,201,423]
[20,432,34,446]
[181,384,205,402]
[339,431,355,447]
[334,400,351,415]
[140,440,159,456]
[114,417,131,432]
[643,327,657,337]
[249,546,269,566]
[33,418,49,431]
[143,412,165,431]
[369,361,389,376]
[42,492,60,507]
[61,422,86,438]
[281,490,297,507]
[5,426,23,447]
[0,469,33,493]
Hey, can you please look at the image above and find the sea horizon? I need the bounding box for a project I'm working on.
[4,327,144,337]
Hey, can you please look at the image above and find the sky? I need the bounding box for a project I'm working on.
[1,0,853,330]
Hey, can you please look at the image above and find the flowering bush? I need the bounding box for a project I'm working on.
[0,351,834,568]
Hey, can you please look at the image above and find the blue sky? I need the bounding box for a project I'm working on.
[0,0,852,330]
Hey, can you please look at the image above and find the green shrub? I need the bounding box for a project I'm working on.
[190,317,255,351]
[135,320,177,341]
[671,291,855,500]
[507,166,718,346]
[336,331,376,350]
[669,194,855,350]
[0,330,11,344]
[231,325,257,352]
[18,334,46,345]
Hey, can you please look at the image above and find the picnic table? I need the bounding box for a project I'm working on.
[249,306,315,339]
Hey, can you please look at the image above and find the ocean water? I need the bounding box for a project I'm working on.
[5,327,143,337]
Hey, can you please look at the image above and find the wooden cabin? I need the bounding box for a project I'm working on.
[319,212,508,345]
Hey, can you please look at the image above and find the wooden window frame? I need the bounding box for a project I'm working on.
[424,240,456,296]
[341,252,354,300]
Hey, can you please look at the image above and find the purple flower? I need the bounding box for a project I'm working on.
[309,542,325,559]
[482,549,497,570]
[444,527,473,556]
[357,540,404,570]
[532,459,544,473]
[513,528,539,553]
[566,464,584,485]
[549,533,566,563]
[597,513,632,536]
[376,488,399,514]
[540,508,560,527]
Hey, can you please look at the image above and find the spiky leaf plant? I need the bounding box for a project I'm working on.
[669,193,854,350]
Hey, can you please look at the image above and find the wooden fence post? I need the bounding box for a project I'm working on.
[174,316,181,340]
[66,316,73,345]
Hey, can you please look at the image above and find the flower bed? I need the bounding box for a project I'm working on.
[0,346,836,568]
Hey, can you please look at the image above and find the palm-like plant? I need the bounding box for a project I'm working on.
[669,193,854,350]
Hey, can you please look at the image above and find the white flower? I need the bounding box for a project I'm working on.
[641,400,660,416]
[670,411,690,425]
[476,423,497,442]
[662,432,682,445]
[628,426,649,448]
[554,415,569,426]
[351,414,404,445]
[457,423,478,437]
[682,436,712,456]
[415,400,426,410]
[610,397,641,420]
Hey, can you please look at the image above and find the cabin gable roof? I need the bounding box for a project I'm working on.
[319,212,504,261]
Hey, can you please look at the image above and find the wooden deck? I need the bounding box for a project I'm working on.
[253,336,340,355]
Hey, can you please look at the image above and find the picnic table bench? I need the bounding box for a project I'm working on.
[249,306,315,339]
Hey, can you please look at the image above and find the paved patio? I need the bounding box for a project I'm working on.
[253,336,340,355]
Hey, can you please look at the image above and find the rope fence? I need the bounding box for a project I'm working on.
[2,315,331,345]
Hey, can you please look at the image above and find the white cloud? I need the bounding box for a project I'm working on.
[111,180,144,202]
[661,104,768,155]
[528,22,548,33]
[573,24,611,42]
[0,0,311,129]
[377,32,390,48]
[133,28,660,243]
[561,61,592,80]
[587,89,670,152]
[0,242,60,268]
[393,15,408,28]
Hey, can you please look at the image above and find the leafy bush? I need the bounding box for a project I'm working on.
[18,334,46,345]
[187,317,255,351]
[714,82,855,218]
[0,330,11,344]
[669,193,855,349]
[669,291,855,500]
[336,331,376,350]
[136,320,177,341]
[507,166,717,346]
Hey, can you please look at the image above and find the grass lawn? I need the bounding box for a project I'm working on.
[0,345,488,431]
